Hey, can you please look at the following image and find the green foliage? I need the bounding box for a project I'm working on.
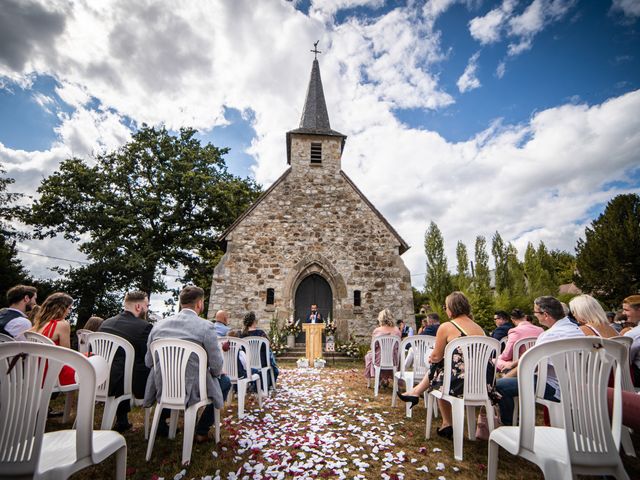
[524,241,557,297]
[424,221,452,312]
[550,249,576,285]
[26,125,261,307]
[0,233,28,307]
[470,235,494,330]
[412,287,430,313]
[454,240,471,293]
[575,194,640,307]
[491,232,509,294]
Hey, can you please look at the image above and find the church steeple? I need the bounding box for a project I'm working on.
[287,55,346,165]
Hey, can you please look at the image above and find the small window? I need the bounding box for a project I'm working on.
[266,288,275,305]
[310,142,322,163]
[354,290,361,307]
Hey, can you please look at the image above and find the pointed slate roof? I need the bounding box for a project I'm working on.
[287,59,346,164]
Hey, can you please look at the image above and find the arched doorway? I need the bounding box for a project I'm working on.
[294,273,333,342]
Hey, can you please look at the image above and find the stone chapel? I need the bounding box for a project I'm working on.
[208,58,414,341]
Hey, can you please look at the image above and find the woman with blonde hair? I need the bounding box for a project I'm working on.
[397,291,485,438]
[31,292,76,385]
[363,308,402,383]
[569,294,618,338]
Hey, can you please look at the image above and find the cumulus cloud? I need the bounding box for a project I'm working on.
[468,0,516,44]
[456,51,481,93]
[611,0,640,19]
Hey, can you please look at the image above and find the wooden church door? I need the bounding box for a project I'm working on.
[294,273,332,342]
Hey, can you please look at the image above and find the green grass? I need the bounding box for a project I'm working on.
[45,364,640,479]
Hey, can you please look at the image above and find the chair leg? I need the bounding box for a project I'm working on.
[260,370,269,397]
[425,394,434,439]
[621,426,636,457]
[256,380,263,409]
[391,375,398,407]
[115,444,127,480]
[144,407,151,440]
[238,380,247,418]
[169,410,179,439]
[451,400,465,461]
[146,405,162,461]
[269,368,276,392]
[101,397,121,430]
[63,391,74,423]
[487,439,499,480]
[374,368,380,397]
[214,408,221,443]
[466,406,477,441]
[182,407,197,466]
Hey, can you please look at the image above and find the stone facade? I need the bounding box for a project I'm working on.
[208,59,414,342]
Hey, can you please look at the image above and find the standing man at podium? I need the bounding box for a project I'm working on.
[305,304,324,324]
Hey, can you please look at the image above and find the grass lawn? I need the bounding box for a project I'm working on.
[48,362,640,479]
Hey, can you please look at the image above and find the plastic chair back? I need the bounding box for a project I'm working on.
[0,332,15,342]
[245,336,270,368]
[149,339,209,409]
[399,335,435,379]
[76,329,93,354]
[371,335,400,369]
[442,336,499,402]
[511,336,538,362]
[219,337,251,381]
[518,338,625,466]
[23,330,55,345]
[87,332,134,402]
[499,336,508,353]
[0,343,97,477]
[608,336,634,392]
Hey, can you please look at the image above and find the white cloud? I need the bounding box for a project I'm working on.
[468,0,516,44]
[611,0,640,19]
[496,60,506,78]
[456,51,481,93]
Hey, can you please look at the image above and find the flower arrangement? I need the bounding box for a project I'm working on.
[296,357,309,368]
[268,309,287,355]
[313,358,326,368]
[324,315,337,336]
[283,317,302,336]
[337,335,364,358]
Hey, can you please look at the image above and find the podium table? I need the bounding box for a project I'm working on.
[303,323,325,362]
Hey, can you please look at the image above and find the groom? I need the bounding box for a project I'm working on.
[305,304,324,324]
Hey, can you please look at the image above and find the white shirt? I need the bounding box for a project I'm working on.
[535,317,585,398]
[4,308,32,340]
[624,325,640,340]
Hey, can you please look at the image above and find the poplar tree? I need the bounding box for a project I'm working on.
[491,231,509,294]
[424,222,452,316]
[471,235,494,330]
[454,240,471,293]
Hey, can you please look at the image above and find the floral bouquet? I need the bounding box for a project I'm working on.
[284,317,302,336]
[296,357,309,368]
[324,316,337,336]
[313,358,326,368]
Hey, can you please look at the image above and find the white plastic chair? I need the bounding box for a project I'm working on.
[0,332,15,342]
[392,335,436,418]
[499,336,508,353]
[488,338,630,480]
[76,328,92,354]
[511,336,538,363]
[245,336,277,396]
[23,330,79,423]
[426,336,500,461]
[87,332,136,430]
[145,339,220,466]
[219,337,263,418]
[0,342,127,479]
[367,335,400,397]
[606,335,636,457]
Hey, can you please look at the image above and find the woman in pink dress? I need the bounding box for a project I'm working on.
[364,309,401,384]
[31,292,76,386]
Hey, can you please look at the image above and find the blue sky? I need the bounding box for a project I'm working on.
[1,0,639,300]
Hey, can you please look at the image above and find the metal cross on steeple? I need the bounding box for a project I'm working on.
[311,40,321,59]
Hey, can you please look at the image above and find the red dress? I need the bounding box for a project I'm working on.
[41,320,76,386]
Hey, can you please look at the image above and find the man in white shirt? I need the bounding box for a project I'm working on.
[0,285,37,339]
[622,295,640,386]
[496,296,584,426]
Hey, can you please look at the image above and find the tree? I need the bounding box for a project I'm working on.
[471,235,493,330]
[27,125,262,302]
[523,241,556,297]
[453,240,471,293]
[491,231,509,294]
[424,222,452,317]
[549,249,576,286]
[575,194,640,306]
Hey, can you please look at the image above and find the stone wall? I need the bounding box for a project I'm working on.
[209,134,414,342]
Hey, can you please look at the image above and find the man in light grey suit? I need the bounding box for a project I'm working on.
[144,285,231,443]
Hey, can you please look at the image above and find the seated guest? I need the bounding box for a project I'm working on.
[213,309,231,337]
[606,311,622,333]
[570,294,618,338]
[31,292,76,385]
[491,310,514,341]
[496,308,543,372]
[84,316,104,331]
[0,284,37,340]
[144,286,231,443]
[623,295,640,385]
[397,291,485,438]
[495,296,584,426]
[364,309,401,385]
[420,313,440,336]
[397,319,414,338]
[240,312,279,388]
[99,291,153,433]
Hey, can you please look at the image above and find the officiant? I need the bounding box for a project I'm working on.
[304,304,324,324]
